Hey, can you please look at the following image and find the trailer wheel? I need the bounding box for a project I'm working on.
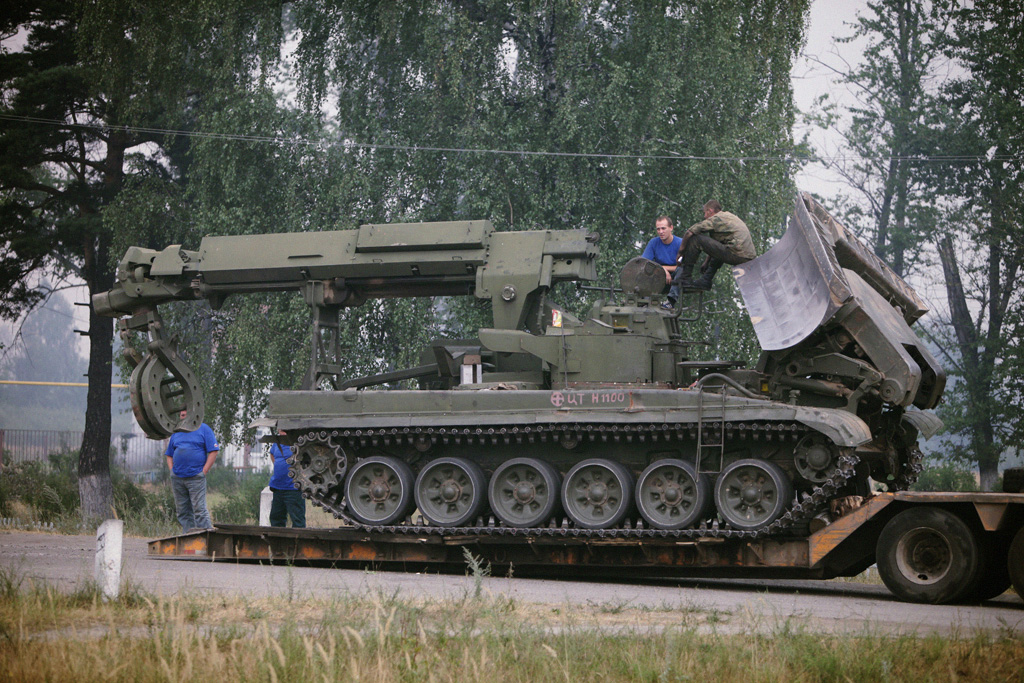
[962,536,1012,602]
[876,507,980,604]
[1009,526,1024,600]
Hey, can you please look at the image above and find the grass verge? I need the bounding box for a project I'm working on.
[0,568,1021,683]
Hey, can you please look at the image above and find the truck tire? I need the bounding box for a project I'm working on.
[1004,468,1024,493]
[876,507,981,604]
[962,536,1012,602]
[1010,527,1024,600]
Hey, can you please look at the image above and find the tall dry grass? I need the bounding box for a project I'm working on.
[1,566,1021,683]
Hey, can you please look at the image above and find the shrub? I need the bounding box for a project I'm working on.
[911,461,978,492]
[2,453,80,521]
[205,464,245,495]
[211,471,267,524]
[0,449,181,535]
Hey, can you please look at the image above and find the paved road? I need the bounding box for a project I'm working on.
[2,530,1022,636]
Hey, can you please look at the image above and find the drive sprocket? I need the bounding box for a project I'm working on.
[288,431,348,498]
[888,444,924,492]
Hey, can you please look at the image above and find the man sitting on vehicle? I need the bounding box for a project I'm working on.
[641,215,683,306]
[671,200,756,293]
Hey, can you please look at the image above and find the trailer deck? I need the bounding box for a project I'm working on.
[149,491,1024,603]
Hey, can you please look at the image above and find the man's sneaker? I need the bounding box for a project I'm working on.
[660,299,676,310]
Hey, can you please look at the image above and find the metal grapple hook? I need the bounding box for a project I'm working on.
[120,309,205,439]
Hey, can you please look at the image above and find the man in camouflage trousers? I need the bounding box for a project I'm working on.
[671,199,756,292]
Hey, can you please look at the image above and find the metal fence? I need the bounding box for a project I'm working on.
[0,428,168,473]
[0,428,265,481]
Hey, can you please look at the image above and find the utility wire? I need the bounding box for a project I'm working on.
[0,112,1015,164]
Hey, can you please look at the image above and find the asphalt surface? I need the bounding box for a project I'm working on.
[2,529,1022,637]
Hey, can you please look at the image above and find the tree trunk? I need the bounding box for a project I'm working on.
[79,231,115,519]
[979,458,999,492]
[79,128,125,519]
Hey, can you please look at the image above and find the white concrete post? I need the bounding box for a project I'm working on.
[259,486,273,526]
[95,519,123,601]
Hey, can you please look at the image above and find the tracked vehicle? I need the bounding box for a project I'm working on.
[97,194,945,539]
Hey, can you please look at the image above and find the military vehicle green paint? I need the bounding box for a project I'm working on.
[95,194,945,534]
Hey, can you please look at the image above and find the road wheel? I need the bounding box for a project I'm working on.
[488,458,561,528]
[562,459,634,529]
[876,507,980,604]
[713,459,792,531]
[344,456,415,525]
[1010,526,1024,600]
[414,457,487,527]
[635,460,710,530]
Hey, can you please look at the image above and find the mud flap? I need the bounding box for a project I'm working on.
[901,410,944,440]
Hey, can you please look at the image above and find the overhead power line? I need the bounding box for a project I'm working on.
[0,113,1014,165]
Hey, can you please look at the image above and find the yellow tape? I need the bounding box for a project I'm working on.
[0,380,129,388]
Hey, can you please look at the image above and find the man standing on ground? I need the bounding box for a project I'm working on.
[268,430,306,528]
[672,200,756,293]
[641,215,683,305]
[165,410,219,532]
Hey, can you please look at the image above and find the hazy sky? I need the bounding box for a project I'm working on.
[793,0,869,196]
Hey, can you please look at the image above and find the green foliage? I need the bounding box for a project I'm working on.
[911,459,978,493]
[156,0,809,437]
[807,0,946,277]
[204,465,246,496]
[924,0,1024,489]
[813,0,1024,490]
[293,1,804,240]
[210,472,268,525]
[10,2,812,444]
[2,454,81,522]
[462,547,492,599]
[0,449,178,534]
[117,483,178,538]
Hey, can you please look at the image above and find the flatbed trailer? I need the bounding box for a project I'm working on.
[150,490,1024,605]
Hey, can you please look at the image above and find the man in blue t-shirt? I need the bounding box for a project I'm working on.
[641,215,683,306]
[165,410,220,532]
[268,430,305,528]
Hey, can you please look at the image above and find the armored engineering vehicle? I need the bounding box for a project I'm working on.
[101,194,1024,604]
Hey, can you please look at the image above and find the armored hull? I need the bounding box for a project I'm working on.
[273,385,877,535]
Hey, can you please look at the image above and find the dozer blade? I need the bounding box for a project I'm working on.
[733,195,851,351]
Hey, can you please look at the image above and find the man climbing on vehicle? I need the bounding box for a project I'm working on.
[670,200,756,294]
